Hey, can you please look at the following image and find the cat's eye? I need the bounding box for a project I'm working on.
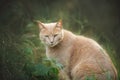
[45,35,49,37]
[54,34,58,37]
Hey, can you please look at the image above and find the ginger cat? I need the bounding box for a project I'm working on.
[36,20,117,80]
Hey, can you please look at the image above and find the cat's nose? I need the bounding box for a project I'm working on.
[50,41,53,44]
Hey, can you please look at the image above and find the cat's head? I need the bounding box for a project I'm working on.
[37,20,64,47]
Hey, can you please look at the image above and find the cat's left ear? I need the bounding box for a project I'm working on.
[34,20,46,30]
[56,19,62,29]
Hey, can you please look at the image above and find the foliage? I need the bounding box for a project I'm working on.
[21,23,59,80]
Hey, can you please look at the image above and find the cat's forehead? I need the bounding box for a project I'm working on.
[40,22,61,34]
[43,23,57,30]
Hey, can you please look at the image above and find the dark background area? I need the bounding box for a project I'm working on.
[0,0,120,80]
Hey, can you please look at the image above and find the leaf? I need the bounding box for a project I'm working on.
[85,75,96,80]
[32,63,50,76]
[24,47,33,55]
[48,67,59,75]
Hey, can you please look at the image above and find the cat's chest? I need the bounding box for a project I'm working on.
[46,46,72,65]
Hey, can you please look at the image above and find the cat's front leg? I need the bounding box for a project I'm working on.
[58,69,71,80]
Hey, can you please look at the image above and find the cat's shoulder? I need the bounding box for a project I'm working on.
[63,29,99,45]
[76,35,100,46]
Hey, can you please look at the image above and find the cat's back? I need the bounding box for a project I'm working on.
[64,30,101,48]
[63,30,104,56]
[72,34,111,62]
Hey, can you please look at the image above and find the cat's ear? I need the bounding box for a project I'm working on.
[34,20,46,30]
[56,19,62,29]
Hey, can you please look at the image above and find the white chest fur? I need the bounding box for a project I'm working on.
[46,45,72,67]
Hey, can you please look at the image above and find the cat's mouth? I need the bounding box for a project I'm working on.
[49,42,58,47]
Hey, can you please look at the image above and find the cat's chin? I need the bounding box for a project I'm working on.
[44,43,56,47]
[46,45,55,47]
[49,44,57,47]
[49,45,56,47]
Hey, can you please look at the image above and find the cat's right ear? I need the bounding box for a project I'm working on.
[34,20,46,30]
[56,19,62,29]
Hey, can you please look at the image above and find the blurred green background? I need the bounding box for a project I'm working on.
[0,0,120,80]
